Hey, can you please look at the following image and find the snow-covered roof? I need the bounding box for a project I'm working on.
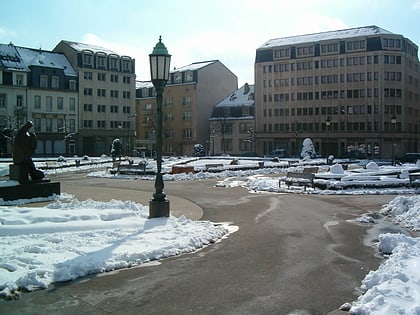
[215,83,254,108]
[259,25,394,49]
[0,43,28,71]
[136,81,153,89]
[172,60,216,73]
[16,47,77,76]
[61,40,120,56]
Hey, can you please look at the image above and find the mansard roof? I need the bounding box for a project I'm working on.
[16,47,77,76]
[0,42,28,71]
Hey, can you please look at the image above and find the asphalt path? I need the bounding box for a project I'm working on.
[0,172,397,315]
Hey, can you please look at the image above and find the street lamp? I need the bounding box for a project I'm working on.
[325,117,331,164]
[391,114,396,166]
[149,36,171,218]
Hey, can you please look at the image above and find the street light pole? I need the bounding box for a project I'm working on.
[391,114,396,166]
[325,117,331,165]
[149,36,171,218]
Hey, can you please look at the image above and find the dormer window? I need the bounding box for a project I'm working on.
[83,53,92,66]
[185,71,193,82]
[174,72,182,83]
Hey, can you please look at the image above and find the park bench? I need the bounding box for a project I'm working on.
[117,161,147,175]
[302,166,319,174]
[205,164,224,171]
[279,172,315,191]
[409,173,420,189]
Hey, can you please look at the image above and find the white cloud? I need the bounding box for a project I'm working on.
[0,27,16,40]
[412,0,420,9]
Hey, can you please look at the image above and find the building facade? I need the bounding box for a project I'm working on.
[136,60,237,156]
[54,40,136,156]
[209,83,255,156]
[254,25,420,159]
[0,42,78,157]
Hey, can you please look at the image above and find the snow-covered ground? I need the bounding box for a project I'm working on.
[0,156,419,314]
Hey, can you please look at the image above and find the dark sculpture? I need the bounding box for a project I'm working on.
[111,138,123,161]
[12,121,44,180]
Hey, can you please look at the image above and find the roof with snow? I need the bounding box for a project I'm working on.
[0,43,28,71]
[59,40,120,56]
[258,25,394,49]
[215,83,254,108]
[16,47,77,76]
[172,60,216,72]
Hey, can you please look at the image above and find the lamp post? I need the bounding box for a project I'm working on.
[325,117,331,164]
[149,36,171,218]
[391,114,396,166]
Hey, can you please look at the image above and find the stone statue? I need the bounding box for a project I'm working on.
[12,121,44,180]
[111,138,122,161]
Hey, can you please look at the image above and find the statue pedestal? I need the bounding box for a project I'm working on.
[0,165,61,202]
[0,179,61,201]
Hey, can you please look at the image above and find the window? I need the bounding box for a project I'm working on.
[97,56,106,69]
[69,80,77,90]
[40,75,48,88]
[83,53,92,66]
[46,96,52,111]
[51,76,59,89]
[97,73,106,81]
[83,120,93,128]
[123,76,131,84]
[183,96,192,106]
[123,106,131,114]
[83,104,93,112]
[97,104,106,112]
[111,90,119,98]
[183,112,192,121]
[46,118,52,132]
[110,105,119,113]
[84,88,92,96]
[122,58,131,72]
[84,72,93,80]
[0,94,6,108]
[110,74,118,82]
[183,128,192,139]
[110,58,119,70]
[57,97,63,110]
[123,91,131,99]
[174,73,182,83]
[34,95,41,109]
[97,121,106,128]
[185,71,193,82]
[16,74,24,86]
[274,48,290,58]
[97,89,106,97]
[69,98,76,111]
[297,46,314,56]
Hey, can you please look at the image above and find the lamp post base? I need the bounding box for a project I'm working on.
[149,199,170,218]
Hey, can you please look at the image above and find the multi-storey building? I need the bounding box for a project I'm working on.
[54,40,136,156]
[136,60,237,156]
[0,42,78,156]
[254,25,420,159]
[209,83,255,155]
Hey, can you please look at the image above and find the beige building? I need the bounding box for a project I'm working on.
[254,25,420,159]
[54,41,136,156]
[209,83,255,156]
[136,60,237,156]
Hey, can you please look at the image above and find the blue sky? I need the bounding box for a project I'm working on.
[1,0,419,86]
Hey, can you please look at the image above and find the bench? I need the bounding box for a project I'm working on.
[303,167,319,174]
[117,162,147,175]
[279,172,315,191]
[205,164,224,171]
[107,161,122,174]
[409,173,420,189]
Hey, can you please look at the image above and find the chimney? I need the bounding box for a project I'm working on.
[243,83,250,94]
